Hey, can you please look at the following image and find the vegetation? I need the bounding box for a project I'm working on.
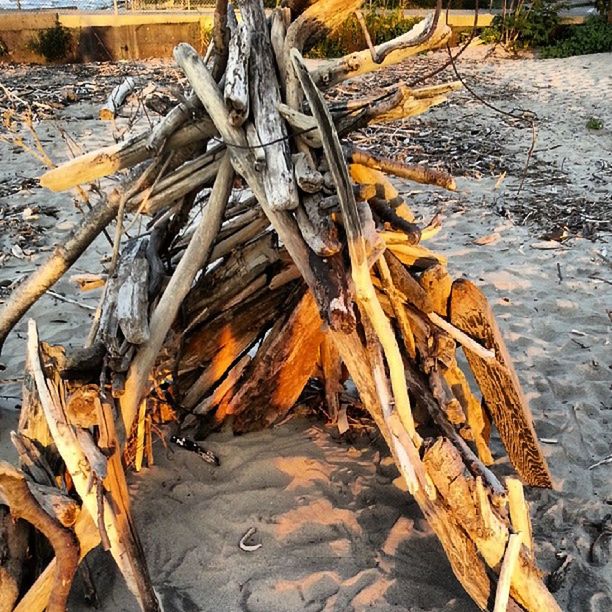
[308,9,421,58]
[29,21,73,62]
[481,0,563,49]
[540,17,612,58]
[586,116,604,130]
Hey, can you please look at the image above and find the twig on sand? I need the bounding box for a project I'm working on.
[47,290,97,312]
[239,527,262,552]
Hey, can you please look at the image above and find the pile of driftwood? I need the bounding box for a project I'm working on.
[0,1,560,610]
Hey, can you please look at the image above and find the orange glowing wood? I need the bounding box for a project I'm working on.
[216,290,324,432]
[449,279,553,488]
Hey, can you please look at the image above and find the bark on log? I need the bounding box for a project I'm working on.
[449,279,553,488]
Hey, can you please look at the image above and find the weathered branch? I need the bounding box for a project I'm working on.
[99,77,136,121]
[0,191,120,355]
[0,461,79,612]
[41,118,216,192]
[121,155,233,435]
[312,13,450,89]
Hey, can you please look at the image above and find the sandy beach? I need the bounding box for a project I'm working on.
[0,49,610,611]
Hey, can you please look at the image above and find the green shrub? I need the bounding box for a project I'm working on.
[586,116,604,130]
[29,22,73,62]
[540,16,612,58]
[481,0,563,50]
[308,9,421,58]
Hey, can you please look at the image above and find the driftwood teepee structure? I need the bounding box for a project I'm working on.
[0,1,560,610]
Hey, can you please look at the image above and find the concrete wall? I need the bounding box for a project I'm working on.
[0,11,214,63]
[0,9,588,64]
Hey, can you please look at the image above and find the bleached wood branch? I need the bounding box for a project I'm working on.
[121,155,233,435]
[311,13,451,89]
[99,77,136,121]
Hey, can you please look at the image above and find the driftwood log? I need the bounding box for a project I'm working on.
[0,1,560,610]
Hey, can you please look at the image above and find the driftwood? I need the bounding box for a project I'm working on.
[0,2,561,610]
[450,279,553,488]
[99,77,136,120]
[0,461,79,612]
[0,505,28,612]
[217,289,324,431]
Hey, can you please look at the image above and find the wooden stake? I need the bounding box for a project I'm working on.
[494,533,522,612]
[506,477,533,551]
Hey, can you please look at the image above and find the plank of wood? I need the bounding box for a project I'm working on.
[219,290,324,432]
[449,279,552,488]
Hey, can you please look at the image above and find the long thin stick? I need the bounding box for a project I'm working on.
[0,193,120,355]
[120,154,234,435]
[493,533,522,612]
[291,50,428,497]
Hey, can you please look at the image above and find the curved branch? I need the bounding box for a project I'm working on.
[0,461,79,612]
[311,12,451,89]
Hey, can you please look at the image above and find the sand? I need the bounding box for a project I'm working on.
[0,50,610,611]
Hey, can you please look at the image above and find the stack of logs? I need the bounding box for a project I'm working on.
[0,1,560,611]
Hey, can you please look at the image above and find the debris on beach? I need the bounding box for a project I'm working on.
[0,2,568,611]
